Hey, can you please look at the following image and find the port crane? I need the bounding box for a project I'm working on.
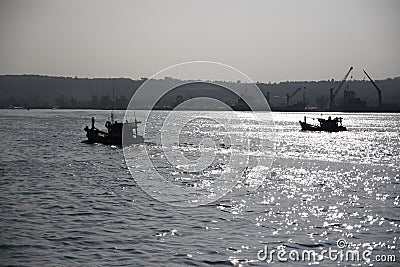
[329,66,353,110]
[363,70,382,108]
[286,87,302,106]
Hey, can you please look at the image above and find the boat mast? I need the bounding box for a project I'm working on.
[134,112,138,137]
[111,79,115,123]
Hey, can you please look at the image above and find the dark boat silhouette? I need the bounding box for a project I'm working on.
[299,116,347,132]
[84,115,144,145]
[84,80,144,146]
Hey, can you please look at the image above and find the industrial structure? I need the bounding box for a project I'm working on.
[286,87,302,106]
[329,66,353,111]
[340,85,367,111]
[363,70,382,108]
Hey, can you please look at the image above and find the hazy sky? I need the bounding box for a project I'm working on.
[0,0,399,82]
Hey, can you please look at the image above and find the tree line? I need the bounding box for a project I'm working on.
[1,74,399,109]
[54,94,129,109]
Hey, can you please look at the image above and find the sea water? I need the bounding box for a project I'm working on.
[0,109,399,266]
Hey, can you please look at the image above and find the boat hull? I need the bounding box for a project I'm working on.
[84,127,144,146]
[299,121,347,132]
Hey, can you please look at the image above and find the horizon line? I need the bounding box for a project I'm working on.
[1,73,399,84]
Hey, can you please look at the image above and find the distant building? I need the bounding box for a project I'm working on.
[340,89,367,111]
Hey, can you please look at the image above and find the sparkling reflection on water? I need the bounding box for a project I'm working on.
[0,110,399,266]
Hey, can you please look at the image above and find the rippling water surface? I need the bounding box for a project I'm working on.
[0,109,399,266]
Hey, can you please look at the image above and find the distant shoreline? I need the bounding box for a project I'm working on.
[1,75,400,112]
[1,107,399,113]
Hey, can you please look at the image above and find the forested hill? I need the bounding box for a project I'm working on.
[0,75,145,109]
[0,74,399,109]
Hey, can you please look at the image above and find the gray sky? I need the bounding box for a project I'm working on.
[0,0,399,82]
